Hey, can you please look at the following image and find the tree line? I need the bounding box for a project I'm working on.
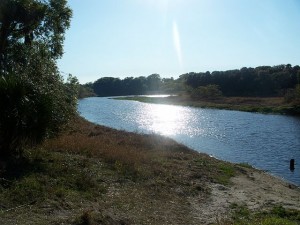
[183,64,300,97]
[84,64,300,99]
[85,74,185,97]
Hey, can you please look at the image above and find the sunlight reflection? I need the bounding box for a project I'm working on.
[143,104,188,135]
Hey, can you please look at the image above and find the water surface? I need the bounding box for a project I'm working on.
[78,97,300,185]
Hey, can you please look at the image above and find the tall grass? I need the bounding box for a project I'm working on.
[42,116,195,180]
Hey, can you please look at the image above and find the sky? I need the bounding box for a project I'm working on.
[58,0,300,84]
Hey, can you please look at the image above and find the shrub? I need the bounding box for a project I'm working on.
[284,85,300,103]
[0,76,52,162]
[191,84,222,100]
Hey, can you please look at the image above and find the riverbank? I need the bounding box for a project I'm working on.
[114,95,300,115]
[0,116,299,224]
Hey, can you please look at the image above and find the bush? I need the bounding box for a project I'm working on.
[284,84,300,104]
[0,76,52,162]
[191,84,223,100]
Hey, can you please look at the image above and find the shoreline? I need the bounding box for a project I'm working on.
[114,95,300,115]
[0,116,299,224]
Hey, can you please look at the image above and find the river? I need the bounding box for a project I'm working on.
[78,97,300,185]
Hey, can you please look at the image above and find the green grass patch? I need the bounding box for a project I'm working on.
[216,164,235,185]
[4,175,46,204]
[193,158,236,185]
[224,204,300,225]
[238,163,253,169]
[0,148,106,209]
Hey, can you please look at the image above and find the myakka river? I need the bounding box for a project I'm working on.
[78,97,300,185]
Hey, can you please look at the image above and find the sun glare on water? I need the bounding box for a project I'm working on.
[141,104,188,136]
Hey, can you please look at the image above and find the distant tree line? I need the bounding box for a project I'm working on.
[183,64,300,97]
[90,74,185,97]
[85,64,300,99]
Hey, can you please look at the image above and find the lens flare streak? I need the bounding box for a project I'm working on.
[172,21,183,68]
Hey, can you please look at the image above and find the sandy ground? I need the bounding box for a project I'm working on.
[190,168,300,224]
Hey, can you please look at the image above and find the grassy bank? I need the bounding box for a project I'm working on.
[0,117,299,224]
[114,95,300,115]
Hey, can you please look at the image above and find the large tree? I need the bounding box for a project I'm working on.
[0,0,76,164]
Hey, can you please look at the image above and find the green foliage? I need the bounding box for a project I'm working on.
[191,84,222,100]
[227,204,300,225]
[6,175,46,204]
[0,0,76,165]
[0,75,52,161]
[0,148,104,208]
[91,74,187,97]
[237,163,253,168]
[293,84,300,100]
[78,83,96,99]
[284,89,296,103]
[259,217,297,225]
[90,64,300,98]
[0,47,78,163]
[215,163,235,185]
[65,74,80,108]
[92,75,164,96]
[185,65,300,97]
[0,73,79,163]
[147,73,161,92]
[0,0,72,73]
[161,77,187,94]
[271,206,300,221]
[285,84,300,104]
[295,84,300,100]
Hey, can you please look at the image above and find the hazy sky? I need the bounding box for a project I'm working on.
[58,0,300,84]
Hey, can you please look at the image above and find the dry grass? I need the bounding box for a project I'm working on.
[43,116,198,180]
[1,116,299,224]
[212,97,284,106]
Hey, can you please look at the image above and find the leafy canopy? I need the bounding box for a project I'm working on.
[0,0,72,74]
[0,0,77,163]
